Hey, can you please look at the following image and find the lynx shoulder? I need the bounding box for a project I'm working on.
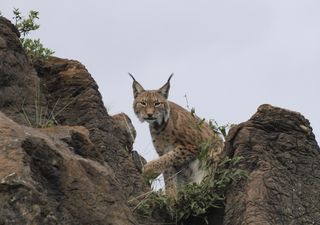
[130,74,224,198]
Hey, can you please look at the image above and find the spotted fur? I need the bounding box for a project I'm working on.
[130,74,224,198]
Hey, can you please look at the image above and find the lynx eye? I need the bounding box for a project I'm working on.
[138,102,146,107]
[154,102,161,107]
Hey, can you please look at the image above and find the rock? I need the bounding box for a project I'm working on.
[0,112,138,225]
[0,17,42,125]
[112,113,137,150]
[34,57,149,199]
[1,14,149,200]
[132,150,147,173]
[223,104,320,225]
[0,16,157,225]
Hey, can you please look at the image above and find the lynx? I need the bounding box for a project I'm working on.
[130,74,224,198]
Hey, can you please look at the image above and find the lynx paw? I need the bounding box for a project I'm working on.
[142,163,160,181]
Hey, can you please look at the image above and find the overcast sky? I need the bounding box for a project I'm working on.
[2,1,320,163]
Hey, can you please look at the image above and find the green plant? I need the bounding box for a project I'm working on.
[133,156,248,224]
[13,8,39,36]
[12,8,54,61]
[197,120,232,171]
[21,38,54,61]
[20,82,54,128]
[133,191,172,218]
[208,120,230,140]
[20,82,74,128]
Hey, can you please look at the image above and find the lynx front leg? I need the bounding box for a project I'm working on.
[142,144,197,180]
[142,163,179,198]
[163,167,178,199]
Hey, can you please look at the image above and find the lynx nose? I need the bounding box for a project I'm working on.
[147,113,153,118]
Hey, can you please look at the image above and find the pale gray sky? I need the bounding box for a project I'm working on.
[2,1,320,163]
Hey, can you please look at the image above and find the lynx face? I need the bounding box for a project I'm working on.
[130,73,173,124]
[133,91,170,124]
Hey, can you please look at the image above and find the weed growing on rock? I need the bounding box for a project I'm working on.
[20,82,55,128]
[133,155,247,224]
[12,8,54,62]
[20,82,74,128]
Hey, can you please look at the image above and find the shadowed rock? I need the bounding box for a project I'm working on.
[0,17,43,124]
[0,113,137,225]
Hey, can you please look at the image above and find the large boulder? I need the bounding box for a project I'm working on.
[0,112,136,225]
[223,104,320,225]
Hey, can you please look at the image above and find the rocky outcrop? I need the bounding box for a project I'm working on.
[223,104,320,225]
[0,113,136,225]
[0,17,41,124]
[0,16,152,225]
[34,57,148,199]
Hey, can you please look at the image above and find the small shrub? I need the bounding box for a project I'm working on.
[13,8,39,36]
[134,191,171,218]
[20,38,54,61]
[134,156,248,224]
[12,8,54,61]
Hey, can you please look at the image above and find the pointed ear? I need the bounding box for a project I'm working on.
[158,73,174,99]
[129,73,145,98]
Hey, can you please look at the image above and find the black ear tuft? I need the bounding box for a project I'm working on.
[167,73,174,83]
[129,73,145,98]
[158,73,174,99]
[128,73,136,81]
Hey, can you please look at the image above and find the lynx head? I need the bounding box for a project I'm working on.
[129,73,173,124]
